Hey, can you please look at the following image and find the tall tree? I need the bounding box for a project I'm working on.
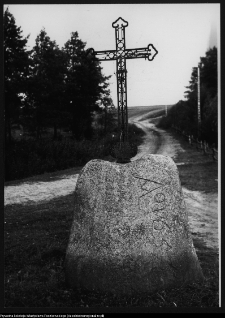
[98,96,115,134]
[4,7,31,143]
[184,67,198,101]
[180,47,218,142]
[184,47,217,129]
[63,32,111,139]
[200,47,218,144]
[184,47,217,103]
[200,46,217,99]
[28,29,68,139]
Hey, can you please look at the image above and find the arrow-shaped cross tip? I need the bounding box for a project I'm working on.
[112,17,129,28]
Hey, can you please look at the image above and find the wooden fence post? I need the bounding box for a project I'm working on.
[212,147,218,161]
[200,141,203,151]
[203,141,207,154]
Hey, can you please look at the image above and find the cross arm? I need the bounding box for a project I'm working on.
[86,48,118,61]
[87,48,118,61]
[86,44,158,62]
[124,44,158,61]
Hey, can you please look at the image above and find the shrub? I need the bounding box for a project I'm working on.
[157,98,218,146]
[5,123,144,181]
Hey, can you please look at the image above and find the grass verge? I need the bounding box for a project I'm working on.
[171,129,218,193]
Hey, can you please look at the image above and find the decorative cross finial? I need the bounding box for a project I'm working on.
[112,17,128,28]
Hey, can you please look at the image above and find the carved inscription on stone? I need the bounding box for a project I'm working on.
[132,173,186,252]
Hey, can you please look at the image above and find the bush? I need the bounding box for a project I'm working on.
[4,123,145,182]
[157,97,218,146]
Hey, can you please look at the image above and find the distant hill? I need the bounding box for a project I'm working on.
[128,105,173,120]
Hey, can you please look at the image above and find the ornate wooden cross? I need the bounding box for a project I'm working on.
[88,17,158,160]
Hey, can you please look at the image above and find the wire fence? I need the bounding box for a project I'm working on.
[172,125,218,162]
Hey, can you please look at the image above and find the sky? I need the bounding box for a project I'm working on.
[4,3,220,107]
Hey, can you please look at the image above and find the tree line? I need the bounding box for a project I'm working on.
[4,8,146,181]
[158,46,218,146]
[4,7,114,144]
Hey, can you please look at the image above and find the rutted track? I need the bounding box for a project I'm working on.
[130,119,185,161]
[129,110,219,252]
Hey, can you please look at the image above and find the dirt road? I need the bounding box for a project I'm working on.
[4,109,219,252]
[129,113,219,252]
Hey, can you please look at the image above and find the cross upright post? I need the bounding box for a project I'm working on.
[87,17,158,161]
[113,18,128,143]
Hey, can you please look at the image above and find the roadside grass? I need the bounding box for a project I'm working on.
[171,129,218,194]
[4,127,219,308]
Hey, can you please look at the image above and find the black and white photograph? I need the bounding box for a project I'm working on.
[3,3,220,312]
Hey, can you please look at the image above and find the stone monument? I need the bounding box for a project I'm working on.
[65,154,204,295]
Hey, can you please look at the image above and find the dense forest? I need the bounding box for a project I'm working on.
[158,46,218,147]
[4,8,144,181]
[4,7,113,142]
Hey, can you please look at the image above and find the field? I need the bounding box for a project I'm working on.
[128,105,172,120]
